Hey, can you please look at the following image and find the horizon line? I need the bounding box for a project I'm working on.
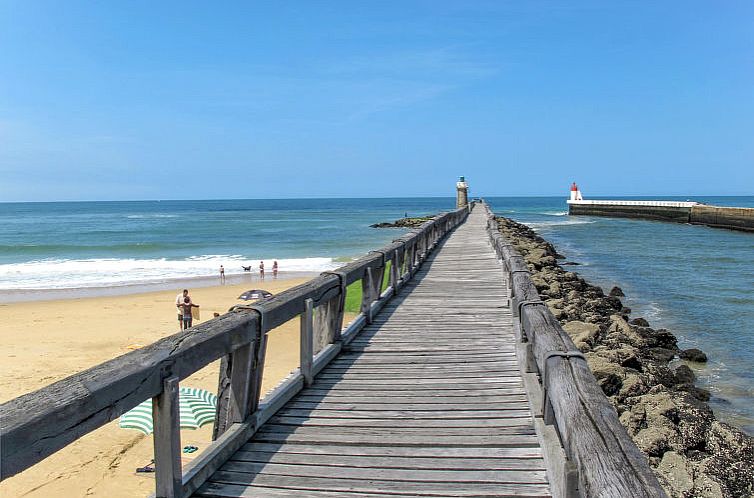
[2,193,753,204]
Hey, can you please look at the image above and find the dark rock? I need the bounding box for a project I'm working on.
[646,347,676,363]
[673,364,696,385]
[685,386,711,402]
[654,329,679,350]
[370,216,433,228]
[680,348,708,363]
[621,354,644,372]
[609,286,626,297]
[630,317,651,327]
[562,261,581,265]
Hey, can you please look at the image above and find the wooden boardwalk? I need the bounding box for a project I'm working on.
[194,209,551,497]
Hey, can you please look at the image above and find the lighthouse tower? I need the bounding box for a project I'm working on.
[568,182,583,203]
[456,176,469,208]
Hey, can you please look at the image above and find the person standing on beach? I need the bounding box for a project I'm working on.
[219,265,225,284]
[259,261,265,280]
[272,260,278,279]
[176,289,191,330]
[181,297,199,329]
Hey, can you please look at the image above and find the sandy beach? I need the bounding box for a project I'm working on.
[0,277,314,498]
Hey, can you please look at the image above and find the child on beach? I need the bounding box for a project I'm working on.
[272,260,278,279]
[180,297,199,330]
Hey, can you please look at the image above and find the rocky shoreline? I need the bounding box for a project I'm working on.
[495,216,753,498]
[370,216,434,229]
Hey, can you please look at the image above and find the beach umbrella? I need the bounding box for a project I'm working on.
[119,387,217,435]
[238,289,273,300]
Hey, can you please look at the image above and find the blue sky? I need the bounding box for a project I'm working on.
[1,1,753,201]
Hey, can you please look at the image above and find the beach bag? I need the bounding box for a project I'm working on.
[191,307,200,321]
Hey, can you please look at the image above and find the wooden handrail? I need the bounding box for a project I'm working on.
[0,205,469,498]
[480,201,667,498]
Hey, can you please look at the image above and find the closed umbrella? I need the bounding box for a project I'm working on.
[119,386,217,435]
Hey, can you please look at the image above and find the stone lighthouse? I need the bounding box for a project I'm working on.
[456,176,469,208]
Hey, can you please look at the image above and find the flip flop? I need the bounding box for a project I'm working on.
[182,445,198,454]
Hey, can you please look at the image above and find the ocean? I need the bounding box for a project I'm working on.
[1,196,752,433]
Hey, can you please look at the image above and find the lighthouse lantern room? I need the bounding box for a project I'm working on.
[568,182,583,203]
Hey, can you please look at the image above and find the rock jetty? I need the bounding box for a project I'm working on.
[495,215,753,498]
[370,216,434,229]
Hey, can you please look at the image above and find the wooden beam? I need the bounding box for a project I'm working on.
[153,376,182,498]
[300,299,314,386]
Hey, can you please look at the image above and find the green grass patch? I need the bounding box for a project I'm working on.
[344,261,392,313]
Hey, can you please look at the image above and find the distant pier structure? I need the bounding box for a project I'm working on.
[567,183,754,232]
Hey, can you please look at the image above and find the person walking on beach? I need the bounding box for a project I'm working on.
[219,265,225,284]
[272,260,278,279]
[259,261,265,280]
[176,289,191,330]
[180,297,199,329]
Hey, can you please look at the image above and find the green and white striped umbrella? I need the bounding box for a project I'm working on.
[119,386,218,435]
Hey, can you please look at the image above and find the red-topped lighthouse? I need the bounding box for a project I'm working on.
[569,182,583,202]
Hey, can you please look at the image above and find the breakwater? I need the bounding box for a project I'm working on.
[568,200,754,232]
[494,214,754,498]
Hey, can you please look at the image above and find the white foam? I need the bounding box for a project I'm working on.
[0,256,339,290]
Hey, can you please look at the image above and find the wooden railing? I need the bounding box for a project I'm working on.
[480,201,667,498]
[0,206,469,498]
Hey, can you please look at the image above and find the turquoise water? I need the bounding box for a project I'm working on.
[1,196,752,432]
[0,198,455,290]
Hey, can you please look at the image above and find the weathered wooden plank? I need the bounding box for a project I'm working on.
[257,424,534,437]
[275,407,532,419]
[292,393,529,403]
[251,431,540,448]
[153,376,182,498]
[241,442,544,459]
[299,298,314,386]
[267,415,533,428]
[195,483,422,498]
[199,474,552,497]
[298,387,526,397]
[230,450,546,470]
[218,461,549,484]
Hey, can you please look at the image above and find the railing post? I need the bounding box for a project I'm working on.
[249,312,268,414]
[153,376,182,498]
[390,250,400,292]
[361,267,375,324]
[213,320,259,439]
[314,272,346,352]
[300,298,314,386]
[227,342,255,423]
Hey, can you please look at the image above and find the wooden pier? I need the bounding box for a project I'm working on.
[1,202,667,497]
[195,207,548,497]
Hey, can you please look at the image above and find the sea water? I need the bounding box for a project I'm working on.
[1,196,752,433]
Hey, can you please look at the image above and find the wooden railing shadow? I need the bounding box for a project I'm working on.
[0,205,470,498]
